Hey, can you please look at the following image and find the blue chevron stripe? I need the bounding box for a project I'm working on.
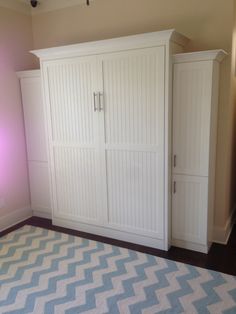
[0,226,35,249]
[65,248,139,314]
[0,226,236,314]
[0,227,47,260]
[45,244,122,314]
[4,239,90,314]
[0,230,65,285]
[166,264,200,313]
[193,270,226,313]
[0,234,79,307]
[129,258,179,314]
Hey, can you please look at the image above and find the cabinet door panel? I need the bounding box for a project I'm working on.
[21,77,47,162]
[44,57,104,224]
[28,161,51,213]
[173,62,212,176]
[101,47,165,238]
[172,175,208,245]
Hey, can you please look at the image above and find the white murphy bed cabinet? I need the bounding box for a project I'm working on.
[17,70,51,218]
[29,30,226,252]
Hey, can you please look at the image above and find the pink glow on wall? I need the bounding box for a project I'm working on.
[0,64,30,214]
[0,128,11,190]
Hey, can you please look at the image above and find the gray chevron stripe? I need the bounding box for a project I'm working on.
[0,225,236,314]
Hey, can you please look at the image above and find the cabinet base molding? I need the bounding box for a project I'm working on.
[0,207,32,232]
[171,239,210,254]
[32,209,52,220]
[213,206,236,244]
[53,218,166,250]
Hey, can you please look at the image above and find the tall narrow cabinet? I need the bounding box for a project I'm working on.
[172,50,226,253]
[17,70,51,218]
[32,30,188,250]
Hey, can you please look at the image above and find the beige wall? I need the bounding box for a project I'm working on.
[0,7,35,219]
[32,0,235,229]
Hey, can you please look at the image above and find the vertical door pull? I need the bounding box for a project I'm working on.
[98,92,103,112]
[93,92,97,112]
[173,181,176,194]
[174,155,177,168]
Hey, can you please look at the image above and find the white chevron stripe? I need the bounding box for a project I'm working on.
[33,242,113,314]
[0,226,32,244]
[116,255,168,314]
[0,235,76,302]
[1,227,236,314]
[0,232,72,284]
[207,273,236,313]
[0,229,57,269]
[84,249,150,314]
[0,227,44,257]
[115,255,167,313]
[179,267,213,312]
[142,261,191,314]
[54,246,132,314]
[0,241,97,313]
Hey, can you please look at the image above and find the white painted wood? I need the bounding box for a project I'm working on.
[172,61,213,176]
[44,56,107,225]
[172,51,227,252]
[172,174,208,245]
[18,70,52,218]
[28,161,51,215]
[173,50,227,63]
[53,217,166,250]
[101,47,165,239]
[171,239,209,254]
[20,75,47,162]
[31,30,189,60]
[34,30,190,251]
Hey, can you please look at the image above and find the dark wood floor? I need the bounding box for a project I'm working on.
[1,216,236,276]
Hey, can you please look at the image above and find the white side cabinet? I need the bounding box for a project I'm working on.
[171,51,227,253]
[17,70,51,218]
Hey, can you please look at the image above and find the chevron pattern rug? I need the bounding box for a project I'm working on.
[0,226,236,314]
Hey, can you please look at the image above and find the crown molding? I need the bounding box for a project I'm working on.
[16,69,40,79]
[0,0,31,15]
[31,29,189,60]
[173,49,228,63]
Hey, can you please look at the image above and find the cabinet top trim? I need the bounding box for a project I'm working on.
[31,29,189,60]
[173,50,227,64]
[16,70,41,79]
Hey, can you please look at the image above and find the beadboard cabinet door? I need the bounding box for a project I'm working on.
[172,174,208,245]
[18,71,51,218]
[172,61,213,177]
[43,56,107,225]
[100,47,165,239]
[20,75,47,162]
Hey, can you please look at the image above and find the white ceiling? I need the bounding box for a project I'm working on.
[0,0,93,15]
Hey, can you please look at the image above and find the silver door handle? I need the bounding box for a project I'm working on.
[173,155,177,167]
[98,92,103,112]
[93,92,98,112]
[173,181,176,194]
